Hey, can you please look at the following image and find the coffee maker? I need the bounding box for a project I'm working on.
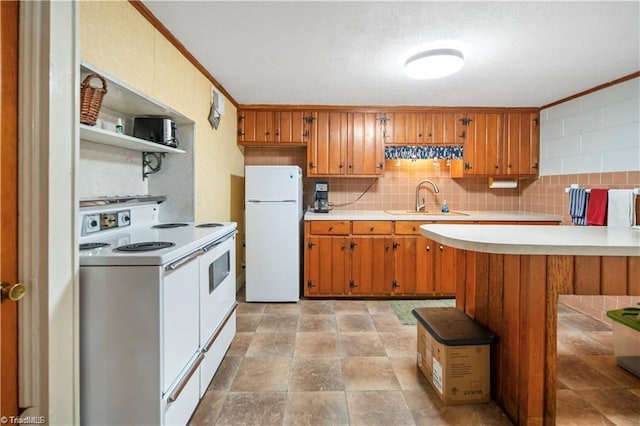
[313,181,330,213]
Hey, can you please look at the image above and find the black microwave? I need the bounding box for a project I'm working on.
[133,117,178,147]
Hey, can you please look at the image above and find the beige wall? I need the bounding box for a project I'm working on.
[79,1,243,223]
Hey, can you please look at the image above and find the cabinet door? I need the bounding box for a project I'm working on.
[504,112,539,177]
[466,113,503,176]
[305,236,348,296]
[348,112,384,176]
[385,112,421,145]
[431,113,459,144]
[349,237,387,295]
[308,111,348,176]
[237,110,256,143]
[275,111,314,144]
[420,113,435,144]
[237,110,274,143]
[390,236,417,295]
[434,244,460,295]
[415,237,435,294]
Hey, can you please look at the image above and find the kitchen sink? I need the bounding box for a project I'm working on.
[385,210,469,216]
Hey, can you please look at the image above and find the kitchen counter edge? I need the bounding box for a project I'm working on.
[420,224,640,256]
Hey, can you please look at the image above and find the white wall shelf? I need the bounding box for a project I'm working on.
[80,124,186,154]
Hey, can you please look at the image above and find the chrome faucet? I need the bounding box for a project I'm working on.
[415,179,440,212]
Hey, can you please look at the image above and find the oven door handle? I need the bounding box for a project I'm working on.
[202,230,238,252]
[166,353,204,403]
[165,249,204,271]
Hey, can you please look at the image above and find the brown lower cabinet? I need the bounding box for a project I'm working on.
[304,220,465,297]
[304,219,559,298]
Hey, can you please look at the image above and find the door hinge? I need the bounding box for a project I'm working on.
[532,161,539,170]
[308,162,316,169]
[464,162,472,170]
[392,280,399,288]
[349,280,358,288]
[459,117,472,126]
[307,241,316,249]
[304,115,315,124]
[392,241,400,250]
[350,241,358,249]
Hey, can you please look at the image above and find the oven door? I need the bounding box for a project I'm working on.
[199,231,237,393]
[199,231,237,344]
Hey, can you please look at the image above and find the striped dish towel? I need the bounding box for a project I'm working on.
[568,188,589,225]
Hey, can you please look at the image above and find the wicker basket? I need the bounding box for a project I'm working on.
[80,73,107,126]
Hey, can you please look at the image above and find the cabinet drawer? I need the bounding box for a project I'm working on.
[352,221,393,235]
[309,221,351,235]
[394,221,431,235]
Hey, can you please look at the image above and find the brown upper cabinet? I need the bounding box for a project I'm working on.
[382,112,468,145]
[451,111,539,178]
[307,111,385,177]
[237,109,314,146]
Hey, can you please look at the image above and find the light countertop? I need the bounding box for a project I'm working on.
[304,209,562,222]
[420,224,640,256]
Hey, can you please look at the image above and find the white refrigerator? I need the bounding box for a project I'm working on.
[245,165,302,302]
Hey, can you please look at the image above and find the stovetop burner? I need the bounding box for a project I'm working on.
[196,223,224,228]
[152,223,189,229]
[80,242,110,250]
[115,241,175,252]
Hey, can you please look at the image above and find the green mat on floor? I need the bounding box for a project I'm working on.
[388,299,456,325]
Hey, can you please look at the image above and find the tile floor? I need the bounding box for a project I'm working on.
[189,299,640,425]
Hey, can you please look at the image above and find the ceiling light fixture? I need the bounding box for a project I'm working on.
[403,48,465,80]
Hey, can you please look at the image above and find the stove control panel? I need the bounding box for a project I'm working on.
[82,209,131,235]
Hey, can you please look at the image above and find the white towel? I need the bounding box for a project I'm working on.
[607,189,636,227]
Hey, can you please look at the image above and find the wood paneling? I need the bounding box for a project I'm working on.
[574,256,600,294]
[457,250,639,426]
[601,256,628,295]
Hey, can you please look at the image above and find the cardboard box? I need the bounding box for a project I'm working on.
[413,307,496,405]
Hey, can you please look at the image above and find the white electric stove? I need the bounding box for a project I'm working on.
[79,197,237,425]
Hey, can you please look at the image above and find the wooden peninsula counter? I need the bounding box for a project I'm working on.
[420,224,640,426]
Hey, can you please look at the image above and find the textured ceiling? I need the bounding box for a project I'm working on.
[142,1,640,107]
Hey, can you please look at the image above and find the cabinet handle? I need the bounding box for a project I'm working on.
[458,130,466,139]
[265,131,270,136]
[376,162,384,170]
[303,130,310,138]
[339,164,344,169]
[328,226,333,231]
[370,226,375,231]
[426,245,431,251]
[508,164,512,168]
[348,164,353,169]
[418,133,422,137]
[439,245,444,251]
[495,165,500,169]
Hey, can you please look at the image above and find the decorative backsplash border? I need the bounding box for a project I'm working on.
[385,145,463,160]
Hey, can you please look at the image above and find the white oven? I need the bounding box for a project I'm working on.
[79,198,237,425]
